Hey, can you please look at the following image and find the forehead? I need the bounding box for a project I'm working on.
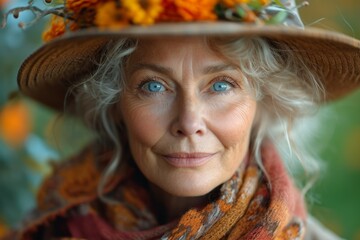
[127,36,227,65]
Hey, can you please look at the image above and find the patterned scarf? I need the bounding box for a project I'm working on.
[64,142,307,240]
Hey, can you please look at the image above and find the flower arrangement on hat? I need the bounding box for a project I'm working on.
[3,0,296,41]
[1,0,360,240]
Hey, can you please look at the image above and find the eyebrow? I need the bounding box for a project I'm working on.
[128,63,239,77]
[203,64,239,74]
[129,63,174,77]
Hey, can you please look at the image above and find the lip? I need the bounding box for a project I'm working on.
[161,152,217,168]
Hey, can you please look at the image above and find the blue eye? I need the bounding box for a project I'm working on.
[212,81,231,92]
[142,81,166,93]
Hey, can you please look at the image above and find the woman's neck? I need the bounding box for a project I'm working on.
[149,183,219,224]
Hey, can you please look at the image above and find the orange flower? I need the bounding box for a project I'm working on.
[259,0,271,5]
[158,0,218,22]
[66,0,102,14]
[122,0,163,25]
[95,2,129,28]
[0,101,32,147]
[42,16,78,42]
[42,16,66,42]
[157,0,183,21]
[66,0,108,27]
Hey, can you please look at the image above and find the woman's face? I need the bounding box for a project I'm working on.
[120,37,257,197]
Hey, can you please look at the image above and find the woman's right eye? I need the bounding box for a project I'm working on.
[141,80,166,93]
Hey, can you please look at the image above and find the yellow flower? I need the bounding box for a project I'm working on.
[0,100,32,147]
[95,2,129,28]
[122,0,163,25]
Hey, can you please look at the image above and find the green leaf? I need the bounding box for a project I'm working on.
[266,10,288,24]
[235,6,247,18]
[273,0,286,8]
[248,0,264,11]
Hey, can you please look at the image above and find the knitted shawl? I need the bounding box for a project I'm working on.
[17,141,306,240]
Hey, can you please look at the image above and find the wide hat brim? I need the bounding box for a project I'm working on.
[18,22,360,111]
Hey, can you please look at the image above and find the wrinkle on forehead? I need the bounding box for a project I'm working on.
[126,36,237,81]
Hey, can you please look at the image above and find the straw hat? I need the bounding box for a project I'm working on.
[14,0,360,110]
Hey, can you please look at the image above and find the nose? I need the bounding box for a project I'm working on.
[170,94,207,137]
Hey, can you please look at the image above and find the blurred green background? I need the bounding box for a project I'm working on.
[0,0,359,239]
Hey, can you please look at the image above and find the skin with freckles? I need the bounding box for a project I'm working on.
[119,36,257,220]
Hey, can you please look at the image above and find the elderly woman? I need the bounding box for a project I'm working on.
[3,0,360,239]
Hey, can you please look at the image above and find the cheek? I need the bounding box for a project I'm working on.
[207,96,256,148]
[120,94,170,148]
[207,97,256,175]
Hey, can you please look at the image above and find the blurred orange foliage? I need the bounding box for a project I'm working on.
[0,220,8,238]
[0,101,32,147]
[0,0,9,9]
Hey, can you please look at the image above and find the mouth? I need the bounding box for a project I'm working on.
[161,152,217,168]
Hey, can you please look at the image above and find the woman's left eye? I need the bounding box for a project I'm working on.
[211,81,232,92]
